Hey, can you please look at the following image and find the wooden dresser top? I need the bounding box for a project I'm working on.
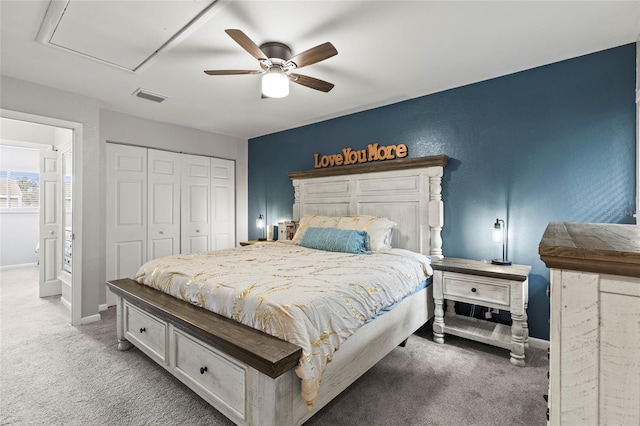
[539,222,640,278]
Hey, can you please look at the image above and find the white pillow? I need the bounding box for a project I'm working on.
[337,215,396,251]
[291,214,340,244]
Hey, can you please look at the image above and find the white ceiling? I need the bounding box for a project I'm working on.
[1,1,639,140]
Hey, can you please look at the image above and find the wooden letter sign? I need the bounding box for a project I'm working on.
[314,143,408,169]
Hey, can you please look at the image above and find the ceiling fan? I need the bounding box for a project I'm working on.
[204,29,338,98]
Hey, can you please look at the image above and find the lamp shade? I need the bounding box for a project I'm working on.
[262,69,289,98]
[256,214,265,229]
[492,218,511,265]
[493,220,503,243]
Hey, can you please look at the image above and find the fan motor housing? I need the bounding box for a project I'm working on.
[260,42,291,61]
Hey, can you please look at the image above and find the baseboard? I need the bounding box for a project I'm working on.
[80,313,101,325]
[60,296,72,312]
[0,262,38,271]
[99,303,109,312]
[527,336,549,350]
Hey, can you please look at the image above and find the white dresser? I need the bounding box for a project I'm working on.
[539,222,640,425]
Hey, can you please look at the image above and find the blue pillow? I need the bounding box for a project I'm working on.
[299,227,371,254]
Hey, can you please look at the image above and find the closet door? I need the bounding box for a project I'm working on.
[211,158,235,250]
[181,154,211,254]
[106,144,147,281]
[147,149,181,260]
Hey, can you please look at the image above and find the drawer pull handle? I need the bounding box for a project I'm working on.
[471,288,477,293]
[200,366,208,375]
[139,327,146,333]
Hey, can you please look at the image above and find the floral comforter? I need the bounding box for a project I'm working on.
[135,241,432,408]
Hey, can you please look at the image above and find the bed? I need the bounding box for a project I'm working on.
[106,154,448,426]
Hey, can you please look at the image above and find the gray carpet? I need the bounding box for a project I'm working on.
[0,267,548,425]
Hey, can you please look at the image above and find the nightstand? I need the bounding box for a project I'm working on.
[239,240,274,246]
[431,257,531,366]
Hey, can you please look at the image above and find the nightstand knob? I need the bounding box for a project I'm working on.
[139,327,146,333]
[200,366,208,374]
[471,287,477,293]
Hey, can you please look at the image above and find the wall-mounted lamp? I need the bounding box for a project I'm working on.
[256,214,266,241]
[492,218,512,265]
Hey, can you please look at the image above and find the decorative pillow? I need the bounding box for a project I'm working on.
[291,214,340,244]
[299,227,370,254]
[337,215,396,251]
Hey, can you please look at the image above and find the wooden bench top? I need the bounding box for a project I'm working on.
[107,278,302,378]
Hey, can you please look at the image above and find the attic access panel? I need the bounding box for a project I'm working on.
[38,0,219,72]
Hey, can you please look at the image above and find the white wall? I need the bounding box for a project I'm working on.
[0,144,40,172]
[1,76,249,319]
[0,211,38,267]
[0,145,41,267]
[1,118,56,146]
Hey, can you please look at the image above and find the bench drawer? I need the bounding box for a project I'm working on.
[124,301,167,364]
[172,329,247,420]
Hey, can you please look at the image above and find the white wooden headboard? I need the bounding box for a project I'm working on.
[288,155,448,258]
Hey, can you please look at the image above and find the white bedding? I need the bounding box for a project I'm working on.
[135,242,432,408]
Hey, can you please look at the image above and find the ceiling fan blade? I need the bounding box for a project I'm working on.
[225,29,268,61]
[289,73,335,92]
[285,42,337,69]
[204,70,262,75]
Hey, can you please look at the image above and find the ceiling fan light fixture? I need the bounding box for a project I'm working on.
[262,68,289,98]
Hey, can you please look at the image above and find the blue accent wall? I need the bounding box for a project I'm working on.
[248,43,637,340]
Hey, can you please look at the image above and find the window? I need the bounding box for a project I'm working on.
[0,170,39,209]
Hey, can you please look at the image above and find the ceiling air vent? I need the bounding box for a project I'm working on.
[132,88,167,103]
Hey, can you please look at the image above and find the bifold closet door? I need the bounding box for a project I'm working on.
[106,144,147,281]
[147,149,181,260]
[211,158,235,250]
[181,154,211,254]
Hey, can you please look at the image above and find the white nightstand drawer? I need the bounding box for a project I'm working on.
[443,273,510,307]
[124,301,168,364]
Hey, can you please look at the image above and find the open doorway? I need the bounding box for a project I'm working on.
[0,114,82,325]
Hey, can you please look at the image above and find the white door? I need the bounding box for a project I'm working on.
[106,144,147,282]
[211,158,235,250]
[181,154,211,254]
[39,150,61,297]
[147,149,180,260]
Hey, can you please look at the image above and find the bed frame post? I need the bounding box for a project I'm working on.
[292,180,301,222]
[115,295,132,351]
[427,166,444,259]
[248,369,295,426]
